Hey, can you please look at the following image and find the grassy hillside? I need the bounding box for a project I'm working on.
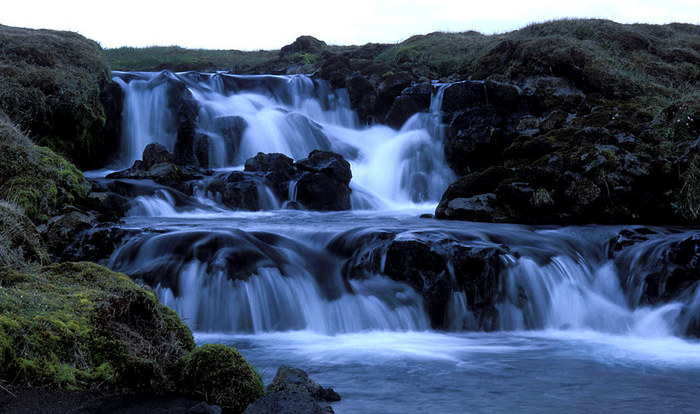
[0,24,119,169]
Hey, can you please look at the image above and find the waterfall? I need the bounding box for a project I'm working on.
[113,71,455,209]
[107,218,700,338]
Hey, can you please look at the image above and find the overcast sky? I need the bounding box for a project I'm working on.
[3,0,700,50]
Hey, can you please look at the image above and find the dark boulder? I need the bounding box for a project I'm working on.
[207,171,271,211]
[385,82,433,128]
[441,81,488,113]
[143,142,174,168]
[382,235,507,329]
[243,391,327,414]
[61,226,139,263]
[435,193,506,222]
[377,72,414,109]
[607,227,658,258]
[435,168,512,221]
[295,151,352,210]
[266,365,340,402]
[345,73,383,124]
[319,55,352,89]
[245,152,296,200]
[166,78,200,166]
[43,210,94,259]
[384,238,450,327]
[107,144,206,192]
[214,115,247,164]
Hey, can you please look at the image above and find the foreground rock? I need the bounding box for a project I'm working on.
[244,365,339,414]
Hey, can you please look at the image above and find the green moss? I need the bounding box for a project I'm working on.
[0,112,88,224]
[175,344,264,414]
[0,262,195,391]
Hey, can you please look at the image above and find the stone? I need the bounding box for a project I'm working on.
[243,391,326,414]
[186,402,223,414]
[295,151,352,211]
[266,365,340,402]
[280,36,328,57]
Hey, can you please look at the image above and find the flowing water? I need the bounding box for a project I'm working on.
[101,71,700,413]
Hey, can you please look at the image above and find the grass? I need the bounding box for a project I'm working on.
[105,46,279,73]
[0,24,112,168]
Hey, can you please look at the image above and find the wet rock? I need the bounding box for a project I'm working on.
[319,55,352,88]
[207,171,269,211]
[142,143,174,168]
[382,235,507,329]
[606,227,658,257]
[295,150,352,211]
[186,402,222,414]
[441,81,487,113]
[107,144,207,191]
[44,210,94,258]
[166,79,200,166]
[245,152,296,200]
[435,168,512,221]
[435,193,505,222]
[61,226,139,263]
[384,82,433,128]
[345,73,382,124]
[215,115,248,164]
[243,391,327,414]
[266,365,340,402]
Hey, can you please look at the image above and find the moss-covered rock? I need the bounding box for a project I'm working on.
[175,344,264,414]
[0,202,49,270]
[0,24,120,169]
[0,112,88,224]
[0,262,195,391]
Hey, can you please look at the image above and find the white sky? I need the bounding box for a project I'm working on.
[3,0,700,50]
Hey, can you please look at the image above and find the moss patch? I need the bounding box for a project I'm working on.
[175,344,264,413]
[0,262,195,391]
[0,112,87,223]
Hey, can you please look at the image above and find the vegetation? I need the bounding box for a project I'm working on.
[0,262,195,390]
[105,46,278,73]
[0,111,87,224]
[0,24,114,169]
[175,344,264,413]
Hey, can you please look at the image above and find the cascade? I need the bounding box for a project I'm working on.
[113,71,455,209]
[101,70,700,411]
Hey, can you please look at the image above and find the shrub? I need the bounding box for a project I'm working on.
[175,344,264,413]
